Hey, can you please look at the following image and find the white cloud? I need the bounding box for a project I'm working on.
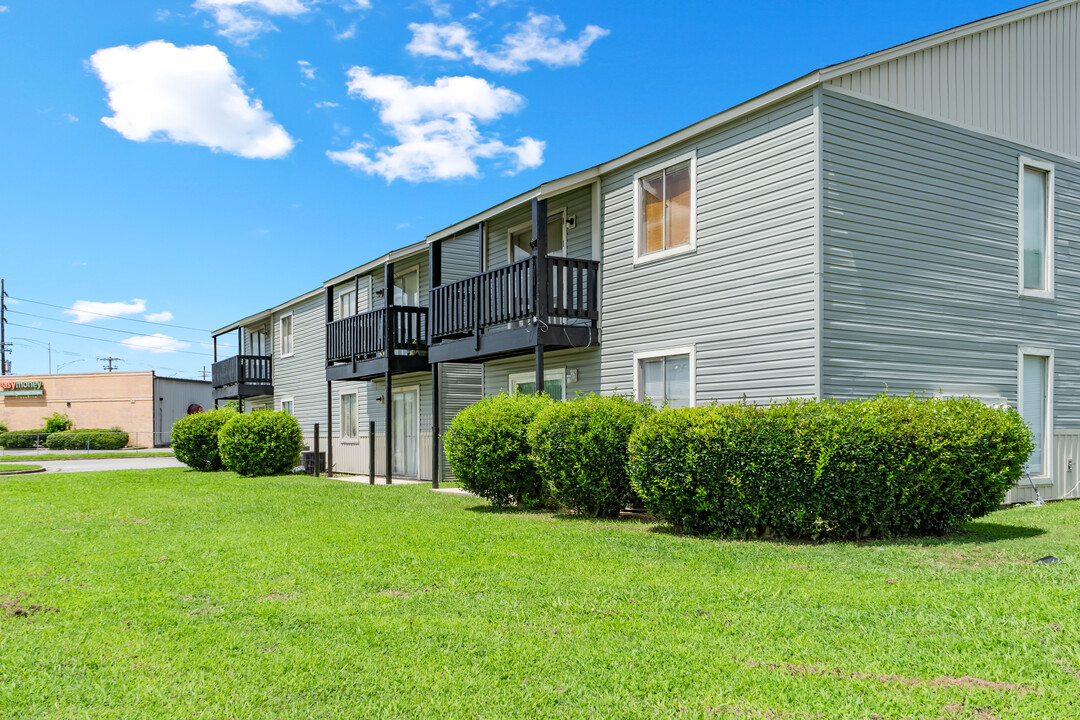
[64,299,147,324]
[64,113,79,123]
[407,13,609,73]
[315,101,339,108]
[298,60,315,79]
[145,311,175,322]
[193,0,311,45]
[0,6,8,13]
[89,41,295,160]
[120,333,192,354]
[327,66,544,182]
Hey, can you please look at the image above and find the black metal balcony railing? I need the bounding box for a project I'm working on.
[212,354,272,389]
[430,256,599,341]
[327,306,427,364]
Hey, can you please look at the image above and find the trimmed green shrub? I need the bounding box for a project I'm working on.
[444,393,554,508]
[0,420,7,434]
[0,430,47,449]
[44,428,129,450]
[218,410,304,477]
[527,394,655,517]
[628,396,1034,539]
[42,412,73,433]
[172,407,237,471]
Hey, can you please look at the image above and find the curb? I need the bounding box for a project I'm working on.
[0,467,47,476]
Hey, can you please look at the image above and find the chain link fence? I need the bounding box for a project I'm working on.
[0,431,174,455]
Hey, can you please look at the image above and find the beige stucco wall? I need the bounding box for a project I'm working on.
[0,372,155,445]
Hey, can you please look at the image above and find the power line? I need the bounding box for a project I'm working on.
[7,308,208,345]
[8,295,210,332]
[5,321,214,357]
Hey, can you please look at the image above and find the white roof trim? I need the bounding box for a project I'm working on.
[323,239,428,287]
[212,287,323,337]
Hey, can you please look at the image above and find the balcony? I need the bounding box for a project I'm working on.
[325,305,429,381]
[428,255,599,364]
[212,354,273,400]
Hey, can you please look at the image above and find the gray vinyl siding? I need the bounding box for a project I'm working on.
[599,92,819,403]
[826,1,1080,158]
[482,347,601,398]
[441,228,482,283]
[483,185,594,270]
[272,294,326,435]
[820,89,1080,427]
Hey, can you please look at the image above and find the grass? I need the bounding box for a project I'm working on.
[0,451,173,462]
[0,464,41,473]
[1,468,1078,720]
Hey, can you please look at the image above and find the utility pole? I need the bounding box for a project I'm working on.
[99,356,122,372]
[201,366,208,380]
[1,279,9,376]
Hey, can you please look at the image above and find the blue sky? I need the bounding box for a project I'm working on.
[0,0,1021,379]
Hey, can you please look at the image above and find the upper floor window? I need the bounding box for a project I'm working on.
[394,267,420,307]
[339,289,356,320]
[635,152,696,263]
[280,314,293,357]
[508,212,566,263]
[1019,158,1054,297]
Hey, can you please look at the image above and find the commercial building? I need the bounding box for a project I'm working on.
[0,371,212,447]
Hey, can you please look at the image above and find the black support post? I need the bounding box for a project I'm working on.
[326,381,333,478]
[429,240,443,490]
[384,262,395,485]
[532,197,548,395]
[313,423,320,477]
[237,327,244,413]
[431,363,440,489]
[368,420,375,485]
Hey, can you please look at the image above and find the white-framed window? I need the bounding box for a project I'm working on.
[340,392,358,441]
[1019,157,1054,298]
[339,289,356,320]
[508,368,566,401]
[279,313,294,357]
[281,397,294,416]
[634,346,695,408]
[1018,347,1053,479]
[633,151,697,264]
[508,210,567,263]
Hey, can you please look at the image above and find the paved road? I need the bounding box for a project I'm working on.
[34,457,185,473]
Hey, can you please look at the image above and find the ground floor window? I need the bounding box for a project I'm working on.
[635,347,694,408]
[508,369,565,400]
[340,392,357,441]
[1019,348,1053,477]
[281,398,294,416]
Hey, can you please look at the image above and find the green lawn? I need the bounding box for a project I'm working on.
[0,464,41,473]
[1,469,1078,719]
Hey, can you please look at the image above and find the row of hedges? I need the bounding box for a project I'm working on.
[444,393,1034,538]
[45,428,129,451]
[0,428,129,450]
[172,407,303,477]
[445,393,654,517]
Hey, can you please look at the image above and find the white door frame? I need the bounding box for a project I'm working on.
[391,384,421,477]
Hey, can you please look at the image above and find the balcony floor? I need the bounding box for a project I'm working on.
[428,324,598,364]
[326,353,429,382]
[212,383,274,401]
